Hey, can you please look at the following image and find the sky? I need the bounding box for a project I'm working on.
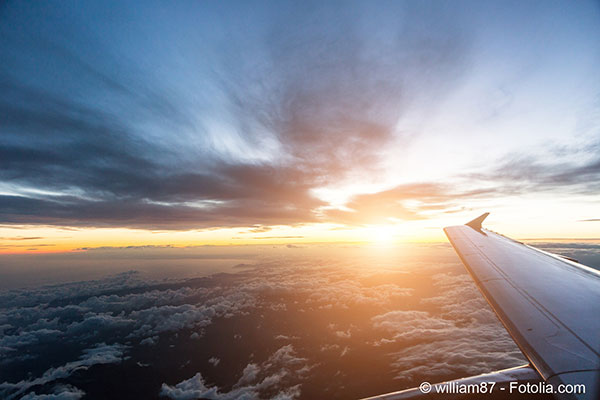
[1,0,600,253]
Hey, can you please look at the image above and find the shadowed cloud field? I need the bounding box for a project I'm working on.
[1,241,598,399]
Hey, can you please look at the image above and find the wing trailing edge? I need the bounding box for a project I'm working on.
[361,365,541,399]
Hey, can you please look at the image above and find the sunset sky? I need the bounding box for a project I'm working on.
[1,0,599,253]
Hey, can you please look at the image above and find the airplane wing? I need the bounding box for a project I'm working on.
[363,213,600,400]
[445,213,599,400]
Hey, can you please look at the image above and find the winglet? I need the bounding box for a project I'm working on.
[465,212,490,231]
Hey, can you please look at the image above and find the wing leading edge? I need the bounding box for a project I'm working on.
[444,214,600,400]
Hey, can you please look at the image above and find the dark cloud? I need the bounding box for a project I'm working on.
[0,237,43,241]
[468,141,600,197]
[0,343,127,399]
[0,2,470,229]
[254,236,304,240]
[0,244,55,249]
[246,226,273,233]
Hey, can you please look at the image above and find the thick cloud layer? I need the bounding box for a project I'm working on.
[0,242,557,399]
[2,241,597,398]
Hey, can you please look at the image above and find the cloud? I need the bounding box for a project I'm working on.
[372,310,455,340]
[0,1,470,229]
[526,241,600,270]
[0,276,257,368]
[371,272,526,382]
[20,385,85,400]
[274,335,300,341]
[335,330,351,339]
[245,226,273,233]
[0,343,126,399]
[340,346,350,357]
[0,328,61,355]
[0,270,145,309]
[468,140,600,197]
[140,336,158,346]
[0,253,424,398]
[320,134,600,223]
[321,181,506,224]
[66,313,134,336]
[160,345,307,400]
[2,243,565,397]
[238,264,414,310]
[0,237,43,240]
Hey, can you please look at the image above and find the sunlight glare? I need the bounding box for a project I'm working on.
[368,224,398,245]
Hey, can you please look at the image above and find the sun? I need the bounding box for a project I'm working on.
[367,224,398,244]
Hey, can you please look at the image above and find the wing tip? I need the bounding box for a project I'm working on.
[465,212,490,230]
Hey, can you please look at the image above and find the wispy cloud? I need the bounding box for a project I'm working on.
[0,2,470,230]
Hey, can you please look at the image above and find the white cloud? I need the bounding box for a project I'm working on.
[267,345,307,366]
[238,264,414,311]
[274,334,299,340]
[161,345,308,400]
[66,314,134,336]
[237,363,260,386]
[335,329,351,339]
[0,329,61,355]
[140,336,158,346]
[372,310,455,340]
[340,346,350,357]
[19,385,85,400]
[0,343,127,399]
[371,271,526,382]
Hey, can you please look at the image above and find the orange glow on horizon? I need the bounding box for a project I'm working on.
[0,221,445,254]
[2,204,600,255]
